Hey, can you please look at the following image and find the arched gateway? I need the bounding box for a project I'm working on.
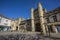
[31,2,46,34]
[35,23,42,32]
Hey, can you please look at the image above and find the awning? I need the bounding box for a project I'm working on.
[0,25,11,28]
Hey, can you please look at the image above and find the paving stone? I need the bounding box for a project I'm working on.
[0,32,60,40]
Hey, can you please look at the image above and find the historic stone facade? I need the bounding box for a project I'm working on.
[14,18,25,31]
[31,3,46,33]
[15,18,31,32]
[31,2,60,34]
[44,7,60,33]
[0,2,60,34]
[14,2,60,34]
[19,19,31,32]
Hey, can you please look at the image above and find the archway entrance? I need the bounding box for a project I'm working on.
[35,23,42,32]
[16,26,18,30]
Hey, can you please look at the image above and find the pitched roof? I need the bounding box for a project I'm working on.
[0,14,11,20]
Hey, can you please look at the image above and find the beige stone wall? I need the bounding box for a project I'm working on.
[49,15,54,23]
[10,2,60,33]
[10,20,16,30]
[45,13,60,23]
[15,18,25,31]
[56,13,60,21]
[45,13,60,33]
[44,18,47,23]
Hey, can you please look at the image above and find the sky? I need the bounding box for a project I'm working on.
[0,0,60,19]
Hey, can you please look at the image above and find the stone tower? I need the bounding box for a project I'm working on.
[31,2,46,34]
[31,8,35,32]
[38,2,46,33]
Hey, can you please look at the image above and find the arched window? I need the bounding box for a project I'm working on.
[53,15,57,22]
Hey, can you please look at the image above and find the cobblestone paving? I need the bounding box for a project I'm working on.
[0,32,60,40]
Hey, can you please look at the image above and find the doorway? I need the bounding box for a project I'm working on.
[16,26,18,30]
[35,23,42,32]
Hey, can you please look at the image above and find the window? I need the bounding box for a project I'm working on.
[56,25,60,32]
[4,23,8,26]
[46,17,50,23]
[53,15,57,22]
[0,19,1,23]
[6,20,8,22]
[59,14,60,21]
[0,18,2,23]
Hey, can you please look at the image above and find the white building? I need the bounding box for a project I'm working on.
[0,14,12,31]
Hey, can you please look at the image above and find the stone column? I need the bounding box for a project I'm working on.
[45,25,48,32]
[52,24,58,33]
[43,8,47,13]
[38,2,46,34]
[18,25,20,31]
[24,23,27,32]
[31,8,35,32]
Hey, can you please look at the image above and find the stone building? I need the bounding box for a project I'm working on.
[31,3,46,33]
[1,2,60,34]
[44,7,60,33]
[15,18,31,32]
[31,2,60,34]
[19,19,31,32]
[15,2,60,34]
[10,18,16,30]
[15,18,25,31]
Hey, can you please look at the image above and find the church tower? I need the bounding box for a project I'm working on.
[38,2,46,33]
[31,2,46,34]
